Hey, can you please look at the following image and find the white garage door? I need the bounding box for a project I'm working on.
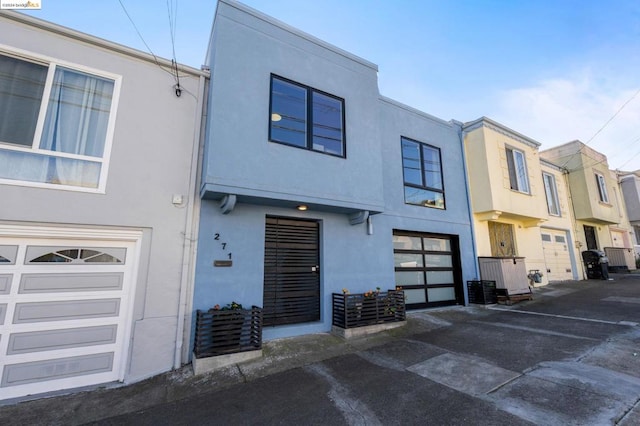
[541,229,573,282]
[0,233,139,400]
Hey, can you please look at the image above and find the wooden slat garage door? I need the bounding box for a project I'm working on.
[263,217,320,326]
[0,235,137,400]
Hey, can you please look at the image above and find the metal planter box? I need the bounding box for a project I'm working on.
[332,290,406,329]
[194,306,262,358]
[466,280,497,304]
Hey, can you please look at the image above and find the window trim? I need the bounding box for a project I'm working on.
[401,136,446,209]
[268,74,346,158]
[0,44,121,193]
[506,146,530,194]
[595,172,610,204]
[542,172,561,216]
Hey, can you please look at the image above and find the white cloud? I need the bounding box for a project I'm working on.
[495,73,640,172]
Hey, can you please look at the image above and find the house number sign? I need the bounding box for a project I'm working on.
[213,232,232,267]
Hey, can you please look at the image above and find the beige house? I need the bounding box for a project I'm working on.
[540,141,636,274]
[462,117,579,286]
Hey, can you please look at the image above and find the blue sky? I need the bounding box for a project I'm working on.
[21,0,640,171]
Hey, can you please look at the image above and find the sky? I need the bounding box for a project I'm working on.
[18,0,640,172]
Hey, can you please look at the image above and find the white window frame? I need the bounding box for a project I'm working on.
[595,172,609,204]
[0,45,121,193]
[506,146,530,193]
[542,172,561,216]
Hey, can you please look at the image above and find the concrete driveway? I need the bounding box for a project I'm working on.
[2,274,640,425]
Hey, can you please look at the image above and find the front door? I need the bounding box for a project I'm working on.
[263,217,320,326]
[584,225,598,250]
[489,222,516,256]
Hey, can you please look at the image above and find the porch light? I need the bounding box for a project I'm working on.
[297,205,308,211]
[271,113,282,122]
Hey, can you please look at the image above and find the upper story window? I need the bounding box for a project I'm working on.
[401,137,445,209]
[595,172,609,203]
[542,172,561,216]
[506,146,530,193]
[269,75,345,157]
[0,51,118,192]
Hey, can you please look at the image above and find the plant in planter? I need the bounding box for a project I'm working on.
[194,302,262,358]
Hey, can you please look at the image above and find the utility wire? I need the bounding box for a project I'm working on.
[560,86,640,170]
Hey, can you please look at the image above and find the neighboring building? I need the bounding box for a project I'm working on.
[0,11,207,400]
[462,117,579,286]
[193,0,477,344]
[618,171,640,246]
[541,141,636,274]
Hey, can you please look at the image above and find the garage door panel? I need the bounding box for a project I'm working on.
[0,275,10,293]
[0,303,6,324]
[0,246,18,264]
[25,247,126,265]
[7,325,118,355]
[13,299,120,324]
[1,352,114,388]
[19,273,123,294]
[542,230,573,281]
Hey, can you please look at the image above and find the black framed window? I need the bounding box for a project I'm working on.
[269,75,345,157]
[401,137,444,209]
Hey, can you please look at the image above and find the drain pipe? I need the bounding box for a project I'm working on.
[174,73,207,369]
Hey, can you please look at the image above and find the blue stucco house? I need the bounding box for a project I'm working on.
[192,0,478,345]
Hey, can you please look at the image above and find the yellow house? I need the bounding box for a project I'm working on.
[462,117,579,286]
[540,141,636,274]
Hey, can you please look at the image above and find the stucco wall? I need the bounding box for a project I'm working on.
[0,14,204,382]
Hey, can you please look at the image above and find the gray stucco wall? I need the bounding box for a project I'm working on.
[0,14,205,382]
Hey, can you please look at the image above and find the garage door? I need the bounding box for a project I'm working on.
[541,229,573,282]
[0,234,138,400]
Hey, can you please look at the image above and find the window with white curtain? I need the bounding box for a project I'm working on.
[0,51,118,191]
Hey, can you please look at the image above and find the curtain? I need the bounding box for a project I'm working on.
[39,66,114,186]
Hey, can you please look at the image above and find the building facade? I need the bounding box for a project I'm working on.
[193,0,477,345]
[0,11,206,400]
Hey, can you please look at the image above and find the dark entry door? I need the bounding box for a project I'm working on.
[584,225,597,250]
[263,217,320,326]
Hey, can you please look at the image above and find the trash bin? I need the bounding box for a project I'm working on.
[581,250,607,279]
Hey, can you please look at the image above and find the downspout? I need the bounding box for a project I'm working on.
[174,73,207,369]
[456,121,480,283]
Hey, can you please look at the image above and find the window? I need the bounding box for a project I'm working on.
[543,172,561,216]
[0,51,118,191]
[506,147,530,193]
[401,137,445,209]
[554,235,566,243]
[595,172,609,203]
[269,75,345,157]
[541,234,552,242]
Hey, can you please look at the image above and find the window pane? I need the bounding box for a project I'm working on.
[40,67,114,157]
[312,92,343,156]
[392,235,422,250]
[0,148,101,188]
[427,270,454,284]
[427,287,456,302]
[422,145,442,190]
[270,78,306,148]
[541,234,552,242]
[506,148,518,190]
[394,253,424,268]
[0,55,47,146]
[596,174,609,203]
[404,288,426,304]
[404,186,445,209]
[423,238,450,252]
[425,254,452,268]
[394,270,425,286]
[401,139,422,185]
[513,149,529,193]
[554,235,566,243]
[543,174,560,215]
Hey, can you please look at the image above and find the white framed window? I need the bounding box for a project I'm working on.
[0,47,120,192]
[595,172,609,203]
[542,172,561,216]
[506,146,530,193]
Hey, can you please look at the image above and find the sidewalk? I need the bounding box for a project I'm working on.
[2,274,640,425]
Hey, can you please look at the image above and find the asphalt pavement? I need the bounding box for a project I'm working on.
[2,274,640,425]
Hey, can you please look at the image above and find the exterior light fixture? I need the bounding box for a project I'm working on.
[297,205,308,211]
[271,113,282,122]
